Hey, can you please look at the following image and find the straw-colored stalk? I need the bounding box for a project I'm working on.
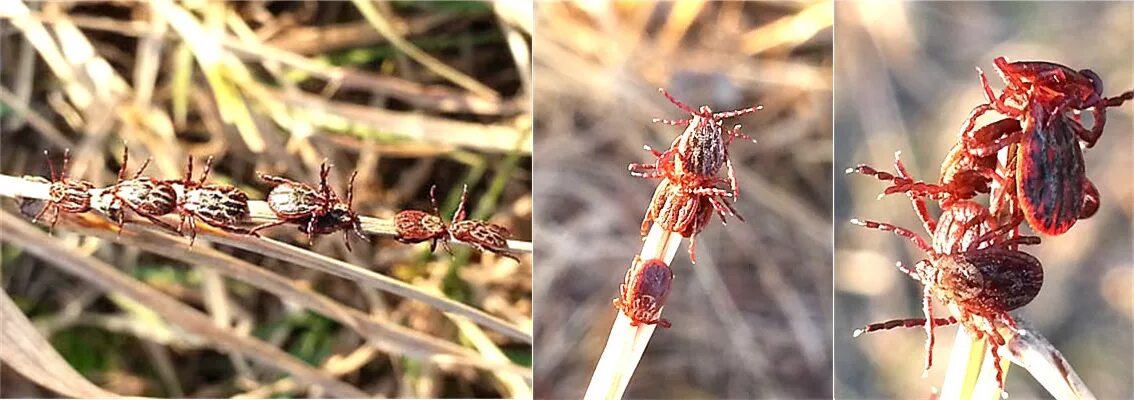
[583,224,684,400]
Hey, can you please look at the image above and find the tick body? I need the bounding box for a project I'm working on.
[394,185,451,252]
[252,162,365,250]
[445,185,519,261]
[102,148,179,234]
[450,220,517,262]
[170,156,256,246]
[631,88,761,199]
[32,149,95,233]
[613,256,674,328]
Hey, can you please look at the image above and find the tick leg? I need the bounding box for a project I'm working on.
[250,219,291,234]
[186,215,198,248]
[31,202,52,224]
[306,216,317,245]
[654,318,672,328]
[724,124,755,144]
[651,118,690,127]
[997,236,1041,248]
[892,156,938,234]
[852,317,957,336]
[259,174,304,186]
[921,286,936,374]
[657,87,697,115]
[49,207,61,234]
[725,155,739,199]
[712,105,762,120]
[849,218,932,253]
[342,230,353,252]
[977,66,1019,117]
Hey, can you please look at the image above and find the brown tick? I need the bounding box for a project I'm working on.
[252,162,366,251]
[630,87,761,199]
[613,256,674,328]
[394,185,452,253]
[850,158,1044,391]
[100,147,180,234]
[635,146,741,263]
[446,185,520,262]
[31,149,94,233]
[169,155,257,246]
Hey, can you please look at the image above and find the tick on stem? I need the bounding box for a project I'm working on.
[849,157,1044,391]
[32,149,95,233]
[613,256,674,328]
[170,155,257,247]
[393,185,452,253]
[253,161,366,251]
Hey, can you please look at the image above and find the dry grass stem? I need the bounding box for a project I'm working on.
[0,291,121,398]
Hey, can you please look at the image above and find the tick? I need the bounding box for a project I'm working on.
[631,88,761,199]
[31,149,95,233]
[101,148,179,234]
[850,157,1044,391]
[169,156,257,246]
[613,256,674,328]
[393,185,451,253]
[252,162,366,251]
[446,185,520,262]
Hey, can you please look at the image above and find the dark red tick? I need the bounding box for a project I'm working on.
[613,256,674,328]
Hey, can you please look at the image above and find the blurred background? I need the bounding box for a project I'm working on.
[533,1,831,398]
[834,2,1133,398]
[1,1,530,397]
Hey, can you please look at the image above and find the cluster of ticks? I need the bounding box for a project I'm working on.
[21,147,518,261]
[847,57,1133,391]
[613,88,762,329]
